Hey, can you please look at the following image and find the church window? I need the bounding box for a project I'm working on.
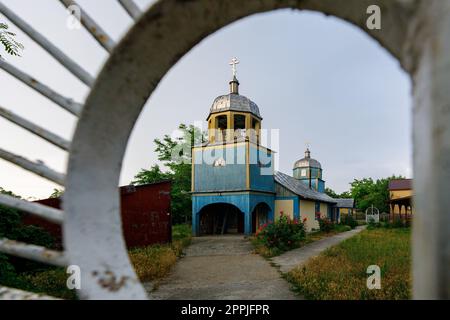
[301,169,307,177]
[251,117,258,129]
[217,115,227,141]
[217,115,227,130]
[234,114,246,130]
[233,114,246,140]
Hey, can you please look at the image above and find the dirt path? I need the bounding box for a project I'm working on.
[147,235,298,300]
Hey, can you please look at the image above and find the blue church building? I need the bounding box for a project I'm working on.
[191,61,350,236]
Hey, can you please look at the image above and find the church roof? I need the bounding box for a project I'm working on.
[334,198,355,208]
[294,158,322,169]
[293,148,322,169]
[275,171,336,204]
[208,93,261,120]
[388,179,412,190]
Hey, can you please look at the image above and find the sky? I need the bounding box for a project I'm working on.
[0,0,412,200]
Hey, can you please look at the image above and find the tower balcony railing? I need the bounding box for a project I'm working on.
[208,129,260,144]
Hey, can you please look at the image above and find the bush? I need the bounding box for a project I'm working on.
[366,218,382,230]
[23,268,77,300]
[171,224,192,256]
[381,217,411,229]
[318,217,334,233]
[340,215,358,229]
[1,194,58,288]
[129,224,192,282]
[129,245,177,282]
[255,215,306,253]
[334,224,351,232]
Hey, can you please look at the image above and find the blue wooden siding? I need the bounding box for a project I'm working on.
[317,180,325,193]
[249,146,275,193]
[193,146,247,192]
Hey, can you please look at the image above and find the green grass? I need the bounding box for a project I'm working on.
[21,267,78,300]
[252,225,352,258]
[286,228,411,300]
[130,224,192,283]
[9,224,192,299]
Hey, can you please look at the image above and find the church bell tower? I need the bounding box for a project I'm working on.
[191,58,275,236]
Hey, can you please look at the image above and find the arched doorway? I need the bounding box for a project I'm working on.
[198,203,244,235]
[252,202,271,233]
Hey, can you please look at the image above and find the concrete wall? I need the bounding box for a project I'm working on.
[300,200,319,232]
[274,199,294,220]
[320,203,329,219]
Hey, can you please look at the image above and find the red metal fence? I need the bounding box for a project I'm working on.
[22,181,172,249]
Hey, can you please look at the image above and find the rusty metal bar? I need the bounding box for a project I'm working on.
[0,193,63,224]
[0,105,70,150]
[0,238,68,267]
[0,148,65,185]
[118,0,141,20]
[0,2,94,86]
[59,0,116,53]
[0,60,82,116]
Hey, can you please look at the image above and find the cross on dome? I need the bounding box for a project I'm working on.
[229,57,239,77]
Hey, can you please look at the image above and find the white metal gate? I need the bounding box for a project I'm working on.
[0,0,449,299]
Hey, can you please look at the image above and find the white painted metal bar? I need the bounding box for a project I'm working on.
[0,2,95,86]
[118,0,141,20]
[0,238,68,267]
[0,59,82,116]
[59,0,116,53]
[0,286,59,300]
[0,193,63,224]
[0,105,70,150]
[0,148,65,185]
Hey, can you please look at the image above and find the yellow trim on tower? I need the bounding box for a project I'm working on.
[191,148,195,192]
[193,141,247,151]
[246,141,250,189]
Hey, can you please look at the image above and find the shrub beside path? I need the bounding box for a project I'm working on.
[271,226,366,273]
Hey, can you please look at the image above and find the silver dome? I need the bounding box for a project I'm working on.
[208,93,261,119]
[293,158,322,169]
[293,148,322,169]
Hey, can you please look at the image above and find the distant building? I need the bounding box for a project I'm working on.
[389,178,413,220]
[333,198,355,219]
[191,61,353,235]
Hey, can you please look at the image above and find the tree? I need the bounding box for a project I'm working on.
[0,187,55,287]
[132,124,206,224]
[0,21,23,59]
[325,187,339,198]
[132,164,170,185]
[325,187,352,199]
[49,188,64,198]
[349,175,404,212]
[339,191,352,199]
